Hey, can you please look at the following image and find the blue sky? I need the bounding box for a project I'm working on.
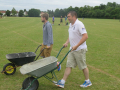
[0,0,120,11]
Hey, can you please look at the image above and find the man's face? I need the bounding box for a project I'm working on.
[41,16,45,22]
[67,13,73,23]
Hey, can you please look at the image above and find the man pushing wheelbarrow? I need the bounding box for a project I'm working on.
[40,12,53,58]
[55,11,92,88]
[40,13,61,71]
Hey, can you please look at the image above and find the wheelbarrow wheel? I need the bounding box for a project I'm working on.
[3,63,16,75]
[22,77,39,90]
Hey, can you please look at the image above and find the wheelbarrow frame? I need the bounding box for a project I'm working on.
[21,46,72,90]
[1,45,45,75]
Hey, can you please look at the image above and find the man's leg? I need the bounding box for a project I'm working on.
[74,49,92,88]
[63,67,72,81]
[80,67,92,87]
[57,51,75,88]
[83,67,89,80]
[57,67,72,88]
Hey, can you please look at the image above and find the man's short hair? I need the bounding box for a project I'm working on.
[41,13,49,20]
[68,11,77,18]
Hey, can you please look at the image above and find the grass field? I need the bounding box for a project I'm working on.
[0,17,120,90]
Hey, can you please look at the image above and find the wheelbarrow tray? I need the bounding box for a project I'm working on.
[6,52,36,66]
[20,56,58,77]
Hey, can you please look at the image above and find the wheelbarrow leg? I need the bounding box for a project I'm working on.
[52,71,59,84]
[43,71,59,84]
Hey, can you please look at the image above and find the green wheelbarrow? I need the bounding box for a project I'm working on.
[20,46,72,90]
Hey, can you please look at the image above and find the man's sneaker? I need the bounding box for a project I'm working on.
[57,80,64,88]
[80,81,92,88]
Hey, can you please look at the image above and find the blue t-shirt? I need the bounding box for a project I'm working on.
[65,17,67,20]
[52,17,54,21]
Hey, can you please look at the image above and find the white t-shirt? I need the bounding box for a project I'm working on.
[68,19,87,51]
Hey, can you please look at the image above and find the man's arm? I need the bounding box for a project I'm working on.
[72,33,88,51]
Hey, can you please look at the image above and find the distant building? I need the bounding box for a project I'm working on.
[0,10,19,16]
[24,11,28,16]
[0,10,29,17]
[16,11,19,16]
[0,10,6,15]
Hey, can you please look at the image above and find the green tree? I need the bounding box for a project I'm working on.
[105,13,110,18]
[28,8,40,17]
[99,4,106,10]
[54,8,60,17]
[59,9,65,17]
[11,7,17,16]
[47,10,54,17]
[6,10,10,16]
[19,10,24,17]
[67,6,75,12]
[95,9,103,18]
[53,2,120,19]
[107,2,113,7]
[78,7,84,17]
[93,6,100,10]
[82,5,92,18]
[24,9,26,12]
[0,12,3,18]
[0,12,3,15]
[74,7,80,17]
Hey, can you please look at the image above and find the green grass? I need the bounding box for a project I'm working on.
[0,17,120,90]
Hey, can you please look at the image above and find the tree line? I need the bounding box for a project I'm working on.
[3,8,41,17]
[50,2,120,19]
[1,2,120,19]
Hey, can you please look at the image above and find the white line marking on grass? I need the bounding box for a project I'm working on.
[88,65,120,82]
[12,31,120,81]
[89,33,120,40]
[12,31,59,54]
[12,31,40,44]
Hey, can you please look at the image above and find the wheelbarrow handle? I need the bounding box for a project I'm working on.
[56,46,65,58]
[34,45,42,53]
[57,49,72,67]
[34,47,46,61]
[52,47,72,71]
[35,44,51,61]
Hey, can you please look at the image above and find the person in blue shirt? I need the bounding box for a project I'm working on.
[52,16,54,25]
[40,13,53,57]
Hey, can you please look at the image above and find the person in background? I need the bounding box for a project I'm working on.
[60,16,63,25]
[65,15,67,25]
[52,16,55,25]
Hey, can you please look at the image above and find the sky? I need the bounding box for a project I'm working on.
[0,0,120,11]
